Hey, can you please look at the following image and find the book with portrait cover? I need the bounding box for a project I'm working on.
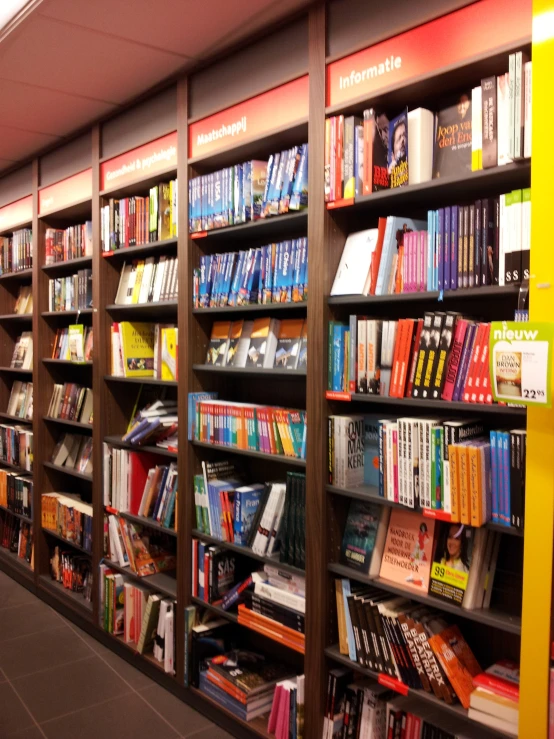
[433,92,473,178]
[340,499,390,575]
[429,523,475,605]
[388,109,409,189]
[379,509,435,593]
[362,109,390,194]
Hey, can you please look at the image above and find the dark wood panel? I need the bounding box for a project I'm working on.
[0,165,32,209]
[39,133,92,188]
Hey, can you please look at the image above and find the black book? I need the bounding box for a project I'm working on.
[474,199,482,288]
[481,76,498,169]
[421,312,446,399]
[411,312,434,398]
[468,203,475,288]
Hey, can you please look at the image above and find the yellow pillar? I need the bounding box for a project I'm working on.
[519,2,554,735]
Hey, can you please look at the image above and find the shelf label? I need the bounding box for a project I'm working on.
[39,169,92,216]
[326,198,354,210]
[326,0,531,108]
[378,674,409,696]
[100,131,177,191]
[189,76,309,160]
[191,231,207,240]
[490,321,553,407]
[422,508,452,522]
[0,195,32,233]
[326,390,352,401]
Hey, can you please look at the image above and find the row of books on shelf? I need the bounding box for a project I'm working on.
[206,318,307,370]
[326,53,531,203]
[188,145,308,233]
[330,415,526,528]
[48,269,92,312]
[194,239,308,310]
[49,545,92,602]
[100,564,176,673]
[52,325,93,362]
[13,285,32,315]
[47,383,93,424]
[0,229,32,275]
[114,256,178,305]
[104,446,177,530]
[11,332,33,369]
[105,512,176,577]
[121,397,178,450]
[6,381,33,420]
[44,223,93,264]
[0,425,33,471]
[100,180,178,252]
[329,313,506,407]
[51,432,93,475]
[110,322,177,380]
[189,392,307,459]
[0,514,33,565]
[0,468,33,518]
[42,492,93,552]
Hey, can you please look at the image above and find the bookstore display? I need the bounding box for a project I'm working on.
[0,229,32,274]
[44,223,93,264]
[114,256,178,305]
[51,325,93,362]
[110,322,178,381]
[47,269,92,312]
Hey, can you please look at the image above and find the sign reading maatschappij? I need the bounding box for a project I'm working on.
[490,322,554,408]
[0,195,32,233]
[189,76,309,160]
[100,132,177,191]
[326,0,532,108]
[39,169,92,216]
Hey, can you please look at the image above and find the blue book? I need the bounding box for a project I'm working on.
[289,143,308,210]
[363,415,380,488]
[490,431,499,523]
[187,391,218,440]
[213,170,223,228]
[151,466,170,521]
[242,161,252,221]
[262,154,276,214]
[451,205,459,290]
[444,207,451,291]
[237,248,255,305]
[198,541,206,600]
[200,175,207,231]
[271,243,284,302]
[198,673,250,722]
[427,210,434,291]
[228,251,245,307]
[501,431,511,526]
[233,485,264,545]
[188,179,193,232]
[298,237,308,300]
[437,208,444,291]
[332,323,347,391]
[233,164,242,224]
[222,252,236,306]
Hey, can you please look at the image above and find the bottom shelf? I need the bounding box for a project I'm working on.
[324,645,512,739]
[103,630,175,677]
[38,574,93,620]
[190,686,271,739]
[0,546,33,579]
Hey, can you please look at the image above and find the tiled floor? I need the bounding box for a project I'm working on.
[0,570,234,739]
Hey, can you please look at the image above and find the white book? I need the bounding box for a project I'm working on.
[262,318,281,368]
[138,257,155,304]
[164,604,174,674]
[508,53,516,159]
[497,73,513,166]
[252,483,281,555]
[407,108,434,185]
[231,320,254,368]
[253,581,305,614]
[330,229,378,296]
[386,422,397,502]
[397,418,406,507]
[471,86,483,171]
[266,485,286,556]
[108,515,128,566]
[524,61,532,158]
[124,262,138,304]
[152,256,167,303]
[498,194,506,287]
[103,443,111,507]
[114,262,133,305]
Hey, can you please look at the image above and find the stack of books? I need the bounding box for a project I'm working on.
[47,383,93,424]
[110,322,177,381]
[48,269,92,311]
[0,425,33,471]
[52,325,93,362]
[45,223,93,263]
[1,515,32,565]
[188,145,308,233]
[51,433,93,475]
[105,513,176,576]
[100,179,178,251]
[49,545,91,601]
[0,228,33,274]
[6,381,33,420]
[193,239,308,308]
[10,332,33,369]
[41,492,93,551]
[469,661,519,736]
[114,256,178,304]
[13,285,32,315]
[0,469,33,518]
[121,398,178,450]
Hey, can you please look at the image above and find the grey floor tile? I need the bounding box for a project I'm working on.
[5,727,45,739]
[12,655,132,723]
[0,624,94,680]
[0,682,35,736]
[0,601,62,643]
[138,682,211,736]
[191,725,236,739]
[0,578,36,610]
[40,693,179,739]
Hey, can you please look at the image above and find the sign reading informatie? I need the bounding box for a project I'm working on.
[189,76,309,160]
[39,169,92,216]
[0,195,32,233]
[326,0,532,108]
[100,132,177,191]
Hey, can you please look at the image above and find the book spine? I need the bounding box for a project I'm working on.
[481,76,498,168]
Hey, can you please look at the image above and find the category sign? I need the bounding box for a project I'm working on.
[0,195,32,232]
[39,168,92,216]
[100,132,177,191]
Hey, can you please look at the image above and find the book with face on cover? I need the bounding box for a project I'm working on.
[379,509,435,593]
[340,499,390,576]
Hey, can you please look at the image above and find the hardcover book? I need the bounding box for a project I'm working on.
[340,499,389,575]
[206,322,231,366]
[119,322,155,377]
[363,109,389,193]
[433,92,472,178]
[388,110,409,188]
[379,509,435,593]
[429,523,474,605]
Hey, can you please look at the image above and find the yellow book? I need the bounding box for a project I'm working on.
[160,327,178,381]
[458,444,470,525]
[131,260,145,304]
[119,322,155,377]
[335,579,348,655]
[449,445,460,523]
[159,182,171,241]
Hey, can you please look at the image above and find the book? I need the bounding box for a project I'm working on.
[273,319,304,370]
[340,500,390,575]
[379,509,435,593]
[330,229,379,296]
[206,322,231,366]
[388,109,409,188]
[407,108,434,185]
[433,92,472,178]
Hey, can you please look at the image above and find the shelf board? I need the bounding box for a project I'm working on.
[191,440,306,467]
[193,301,307,316]
[0,268,33,282]
[0,504,32,524]
[327,392,527,416]
[38,575,93,620]
[0,459,31,474]
[100,166,177,199]
[0,367,32,375]
[42,256,92,275]
[104,435,177,459]
[192,529,305,576]
[103,558,177,599]
[190,686,271,739]
[44,416,93,432]
[193,364,307,378]
[43,461,92,482]
[327,562,521,635]
[191,596,238,623]
[326,484,525,537]
[101,238,178,261]
[41,527,92,556]
[117,510,177,536]
[102,631,171,676]
[0,546,33,579]
[324,645,513,739]
[0,313,32,322]
[0,412,32,425]
[328,284,521,306]
[104,375,178,387]
[41,309,93,318]
[105,301,178,317]
[190,210,307,246]
[43,359,92,366]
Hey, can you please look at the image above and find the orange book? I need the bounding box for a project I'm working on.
[449,445,460,523]
[238,605,305,654]
[458,444,470,525]
[369,217,388,294]
[397,319,415,398]
[467,443,483,526]
[389,319,407,398]
[395,245,404,293]
[428,625,482,709]
[207,668,250,705]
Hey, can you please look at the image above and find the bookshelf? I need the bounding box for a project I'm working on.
[0,2,547,738]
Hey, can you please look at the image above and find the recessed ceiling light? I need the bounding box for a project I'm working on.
[0,0,34,32]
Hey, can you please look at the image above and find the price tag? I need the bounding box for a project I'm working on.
[490,321,554,407]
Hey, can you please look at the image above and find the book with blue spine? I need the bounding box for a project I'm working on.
[234,164,243,223]
[451,204,459,290]
[262,245,273,304]
[262,154,276,215]
[279,148,294,213]
[233,485,265,545]
[269,151,287,215]
[200,175,207,231]
[228,251,245,307]
[188,180,194,232]
[427,210,434,291]
[444,207,451,290]
[289,144,308,210]
[237,249,255,305]
[501,431,511,525]
[242,161,251,221]
[332,323,347,391]
[222,252,236,307]
[213,170,223,228]
[298,237,308,301]
[198,541,206,600]
[490,430,499,523]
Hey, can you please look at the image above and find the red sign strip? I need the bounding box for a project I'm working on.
[100,131,177,191]
[0,195,33,233]
[39,168,92,216]
[189,76,309,160]
[327,0,532,108]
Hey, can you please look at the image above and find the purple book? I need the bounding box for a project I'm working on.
[450,205,459,290]
[452,323,477,401]
[444,207,451,291]
[437,208,444,291]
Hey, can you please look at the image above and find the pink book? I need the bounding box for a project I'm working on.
[392,427,399,503]
[402,233,408,293]
[442,319,469,401]
[420,232,428,291]
[275,684,290,739]
[379,509,436,593]
[472,324,490,403]
[267,684,282,734]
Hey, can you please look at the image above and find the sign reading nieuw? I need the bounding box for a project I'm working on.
[100,132,177,191]
[39,169,92,216]
[0,196,32,233]
[189,76,309,160]
[326,0,531,108]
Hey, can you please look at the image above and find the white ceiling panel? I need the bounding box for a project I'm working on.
[0,125,59,160]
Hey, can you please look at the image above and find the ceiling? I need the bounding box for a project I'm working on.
[0,0,312,174]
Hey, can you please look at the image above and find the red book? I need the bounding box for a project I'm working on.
[369,217,388,295]
[442,319,470,401]
[405,319,423,398]
[396,318,415,398]
[463,323,486,402]
[472,324,490,403]
[389,319,406,398]
[335,115,344,200]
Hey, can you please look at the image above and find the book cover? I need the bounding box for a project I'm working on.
[205,322,231,366]
[379,509,435,593]
[432,92,472,178]
[339,499,382,574]
[362,109,389,194]
[119,322,155,377]
[481,77,498,168]
[388,110,409,189]
[160,327,178,380]
[274,319,304,370]
[429,523,475,605]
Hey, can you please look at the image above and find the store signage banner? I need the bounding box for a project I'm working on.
[490,321,553,408]
[0,195,32,232]
[100,131,177,191]
[189,76,309,160]
[327,0,532,108]
[39,168,92,215]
